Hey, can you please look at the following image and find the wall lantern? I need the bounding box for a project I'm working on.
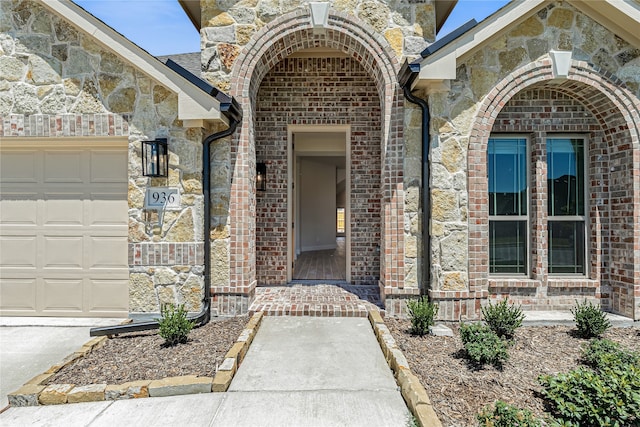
[142,138,168,177]
[256,162,267,191]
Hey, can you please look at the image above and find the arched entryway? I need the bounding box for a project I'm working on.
[464,58,640,320]
[211,9,409,314]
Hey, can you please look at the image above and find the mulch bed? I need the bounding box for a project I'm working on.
[386,319,639,427]
[46,316,248,385]
[42,312,639,426]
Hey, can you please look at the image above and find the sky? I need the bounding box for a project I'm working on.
[74,0,511,56]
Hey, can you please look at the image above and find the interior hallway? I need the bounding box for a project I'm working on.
[293,237,346,281]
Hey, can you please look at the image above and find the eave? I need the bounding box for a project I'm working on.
[410,0,640,91]
[44,0,226,126]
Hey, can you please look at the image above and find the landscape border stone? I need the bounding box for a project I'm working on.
[6,312,263,407]
[368,311,442,427]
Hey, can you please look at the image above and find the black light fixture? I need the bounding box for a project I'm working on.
[142,138,168,177]
[256,162,266,191]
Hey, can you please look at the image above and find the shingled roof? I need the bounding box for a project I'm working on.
[157,52,201,77]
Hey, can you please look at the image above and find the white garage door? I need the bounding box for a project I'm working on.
[0,140,129,317]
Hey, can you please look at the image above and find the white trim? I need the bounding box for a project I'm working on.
[287,125,351,283]
[546,134,589,278]
[41,1,225,125]
[0,136,128,148]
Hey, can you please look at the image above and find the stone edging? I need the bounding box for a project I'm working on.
[7,312,264,407]
[367,311,442,427]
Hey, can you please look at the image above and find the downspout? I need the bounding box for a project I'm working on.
[90,103,242,337]
[400,62,431,295]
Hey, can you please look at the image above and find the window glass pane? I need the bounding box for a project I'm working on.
[547,138,584,216]
[549,221,585,274]
[489,221,527,274]
[488,138,527,216]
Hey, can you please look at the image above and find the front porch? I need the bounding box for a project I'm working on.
[249,283,382,317]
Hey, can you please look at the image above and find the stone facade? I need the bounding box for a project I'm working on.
[426,2,640,320]
[1,0,206,316]
[2,0,638,321]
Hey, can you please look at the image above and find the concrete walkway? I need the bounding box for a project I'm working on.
[0,317,411,426]
[0,317,126,409]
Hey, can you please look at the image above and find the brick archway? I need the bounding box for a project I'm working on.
[466,58,640,319]
[213,8,407,314]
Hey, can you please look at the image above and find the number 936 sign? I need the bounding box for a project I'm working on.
[144,187,181,210]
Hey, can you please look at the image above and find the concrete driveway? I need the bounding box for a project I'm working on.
[0,317,126,410]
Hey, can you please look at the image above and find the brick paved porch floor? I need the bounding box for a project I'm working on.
[249,283,383,317]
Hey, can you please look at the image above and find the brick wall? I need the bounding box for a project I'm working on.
[255,57,381,285]
[488,88,603,309]
[461,60,640,320]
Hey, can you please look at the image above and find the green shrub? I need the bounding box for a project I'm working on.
[477,400,541,427]
[482,298,525,340]
[406,296,438,336]
[540,363,640,427]
[582,338,640,372]
[571,300,611,338]
[158,303,194,346]
[459,323,509,367]
[540,340,640,427]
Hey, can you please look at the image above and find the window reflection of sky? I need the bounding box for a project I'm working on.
[488,139,527,193]
[548,139,581,180]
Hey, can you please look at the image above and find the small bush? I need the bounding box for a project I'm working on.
[571,300,611,338]
[482,298,525,340]
[406,296,438,336]
[540,364,640,427]
[582,338,640,372]
[459,323,509,367]
[477,400,541,427]
[158,303,194,346]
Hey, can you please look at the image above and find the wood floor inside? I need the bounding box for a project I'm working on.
[293,237,346,281]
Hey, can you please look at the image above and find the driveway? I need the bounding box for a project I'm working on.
[0,317,126,410]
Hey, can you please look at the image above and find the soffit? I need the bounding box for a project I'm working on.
[43,0,225,125]
[413,0,640,89]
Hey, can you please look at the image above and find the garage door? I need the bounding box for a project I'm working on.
[0,140,129,317]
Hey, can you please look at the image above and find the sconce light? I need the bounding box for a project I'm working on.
[142,138,168,177]
[256,162,266,191]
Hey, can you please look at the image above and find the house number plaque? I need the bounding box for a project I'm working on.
[144,187,181,210]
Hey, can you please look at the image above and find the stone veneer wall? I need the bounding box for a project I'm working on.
[0,1,207,315]
[200,0,436,92]
[255,57,381,285]
[427,2,640,320]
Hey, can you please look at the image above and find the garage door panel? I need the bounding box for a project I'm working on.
[90,279,129,312]
[0,236,37,268]
[0,279,37,311]
[42,279,83,312]
[1,143,128,317]
[43,197,84,225]
[91,151,127,183]
[89,199,128,225]
[0,198,38,225]
[44,151,83,183]
[43,236,84,268]
[90,237,128,268]
[0,151,39,183]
